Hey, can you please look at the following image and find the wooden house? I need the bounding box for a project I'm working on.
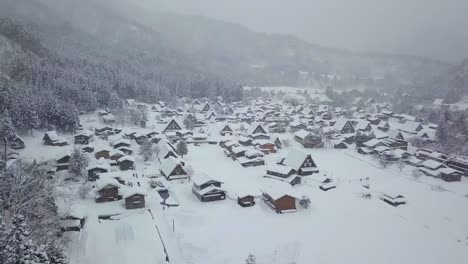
[237,194,255,207]
[43,131,68,146]
[446,156,468,177]
[192,173,226,202]
[273,137,282,149]
[220,124,234,136]
[81,145,94,153]
[439,168,462,182]
[94,179,122,203]
[56,154,71,172]
[74,132,92,145]
[95,148,111,159]
[118,156,135,171]
[163,119,183,133]
[113,139,131,149]
[279,149,318,176]
[265,164,301,186]
[332,117,355,134]
[252,139,277,154]
[124,189,147,209]
[9,136,25,150]
[160,157,187,181]
[86,159,111,181]
[262,189,299,213]
[380,192,406,207]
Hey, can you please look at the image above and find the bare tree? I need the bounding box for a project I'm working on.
[139,139,154,161]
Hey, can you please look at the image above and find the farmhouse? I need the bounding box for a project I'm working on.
[332,117,355,134]
[219,124,234,136]
[279,149,318,176]
[163,119,183,133]
[293,130,321,148]
[86,158,111,181]
[192,173,226,202]
[113,138,131,149]
[264,164,301,186]
[74,131,92,145]
[43,131,68,146]
[94,178,122,203]
[118,155,135,171]
[94,147,111,159]
[124,188,147,209]
[55,153,70,171]
[252,139,277,154]
[160,157,187,181]
[439,168,463,182]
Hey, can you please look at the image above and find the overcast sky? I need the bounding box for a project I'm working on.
[144,0,468,62]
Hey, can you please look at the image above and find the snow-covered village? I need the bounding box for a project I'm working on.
[1,1,468,264]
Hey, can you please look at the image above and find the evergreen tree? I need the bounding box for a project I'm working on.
[436,114,447,142]
[245,253,256,264]
[68,147,88,177]
[0,110,16,160]
[176,140,188,158]
[139,139,154,161]
[0,211,6,250]
[46,244,69,264]
[1,214,46,264]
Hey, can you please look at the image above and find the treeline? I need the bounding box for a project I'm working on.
[0,16,242,136]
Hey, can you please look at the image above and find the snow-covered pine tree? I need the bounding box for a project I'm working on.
[1,214,46,264]
[0,110,16,160]
[245,253,256,264]
[69,147,88,177]
[46,244,69,264]
[139,139,154,161]
[0,211,6,249]
[176,140,188,158]
[436,113,447,142]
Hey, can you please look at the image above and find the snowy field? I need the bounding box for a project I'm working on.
[160,144,468,264]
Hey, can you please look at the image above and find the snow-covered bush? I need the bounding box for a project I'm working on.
[139,139,154,161]
[411,168,422,179]
[245,253,256,264]
[299,196,311,209]
[78,184,93,199]
[69,147,88,177]
[281,138,291,148]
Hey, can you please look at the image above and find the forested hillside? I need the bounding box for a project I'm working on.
[0,0,465,137]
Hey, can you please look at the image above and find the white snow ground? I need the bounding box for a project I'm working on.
[12,111,468,264]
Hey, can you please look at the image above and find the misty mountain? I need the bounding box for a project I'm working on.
[0,0,455,91]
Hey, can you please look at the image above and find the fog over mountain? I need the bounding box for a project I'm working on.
[148,0,468,62]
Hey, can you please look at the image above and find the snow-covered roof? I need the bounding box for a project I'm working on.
[86,158,111,171]
[95,178,121,190]
[420,159,446,170]
[282,149,313,171]
[123,187,147,198]
[293,129,311,140]
[160,157,184,176]
[192,173,221,187]
[355,120,370,130]
[117,155,135,163]
[333,117,351,131]
[266,164,295,175]
[363,139,382,148]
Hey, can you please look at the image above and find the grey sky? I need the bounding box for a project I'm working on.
[143,0,468,62]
